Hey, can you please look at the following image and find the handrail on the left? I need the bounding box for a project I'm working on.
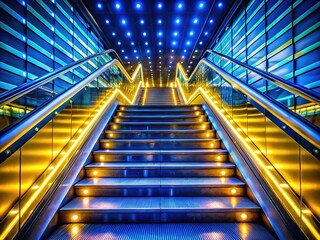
[0,49,123,106]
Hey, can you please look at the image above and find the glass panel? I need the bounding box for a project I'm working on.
[177,56,319,239]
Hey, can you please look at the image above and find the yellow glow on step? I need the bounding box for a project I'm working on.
[116,119,119,122]
[32,185,39,189]
[121,107,125,110]
[72,215,79,221]
[221,170,226,176]
[119,113,122,116]
[99,156,104,160]
[217,155,221,160]
[83,189,88,195]
[93,171,98,176]
[241,213,247,220]
[210,143,214,147]
[106,143,110,147]
[113,125,117,129]
[206,133,210,137]
[231,188,237,194]
[110,133,114,137]
[195,112,200,116]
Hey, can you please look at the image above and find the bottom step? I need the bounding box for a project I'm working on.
[60,196,260,223]
[48,223,276,240]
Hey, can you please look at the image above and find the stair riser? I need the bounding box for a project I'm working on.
[59,211,260,224]
[85,168,235,178]
[104,131,215,139]
[74,187,245,197]
[116,111,204,116]
[108,124,211,131]
[117,106,201,110]
[99,140,221,150]
[113,117,207,123]
[94,153,228,162]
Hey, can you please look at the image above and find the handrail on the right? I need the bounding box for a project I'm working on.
[205,50,320,105]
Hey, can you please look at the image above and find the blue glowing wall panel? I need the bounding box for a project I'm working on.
[211,0,320,107]
[0,0,106,92]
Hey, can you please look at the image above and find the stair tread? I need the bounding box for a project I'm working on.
[86,162,234,168]
[75,177,245,187]
[48,223,276,240]
[93,149,228,154]
[110,122,210,124]
[100,138,219,142]
[114,115,204,118]
[61,196,260,211]
[105,129,214,133]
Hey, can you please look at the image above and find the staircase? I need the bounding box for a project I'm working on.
[49,88,275,239]
[139,87,180,105]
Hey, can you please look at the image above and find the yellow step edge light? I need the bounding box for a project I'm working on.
[176,78,319,239]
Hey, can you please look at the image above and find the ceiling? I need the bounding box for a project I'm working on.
[82,0,234,86]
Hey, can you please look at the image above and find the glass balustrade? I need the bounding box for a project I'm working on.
[177,61,320,239]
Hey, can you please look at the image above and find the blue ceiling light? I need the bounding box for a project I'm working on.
[199,41,203,45]
[189,31,194,36]
[140,19,144,24]
[172,41,177,45]
[218,2,223,8]
[97,3,102,9]
[112,32,116,36]
[143,32,147,36]
[199,2,204,8]
[125,56,128,59]
[159,50,162,52]
[126,32,131,36]
[105,19,110,24]
[121,49,125,52]
[147,49,150,53]
[158,19,162,24]
[193,18,198,24]
[178,3,183,9]
[121,19,126,25]
[117,41,121,45]
[158,41,162,46]
[209,19,213,23]
[136,56,139,59]
[145,42,148,45]
[158,31,163,36]
[115,3,120,9]
[184,49,187,52]
[131,42,134,45]
[136,3,141,9]
[173,31,178,36]
[205,31,208,35]
[186,41,191,45]
[158,3,163,8]
[134,49,137,53]
[175,18,181,24]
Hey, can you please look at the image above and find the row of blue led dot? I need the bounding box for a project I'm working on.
[97,2,223,10]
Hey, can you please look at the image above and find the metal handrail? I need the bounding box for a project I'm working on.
[0,59,143,155]
[176,58,320,150]
[0,49,122,106]
[206,50,320,105]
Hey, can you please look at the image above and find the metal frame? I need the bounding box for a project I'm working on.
[0,59,143,161]
[205,50,320,105]
[175,58,320,151]
[0,49,122,106]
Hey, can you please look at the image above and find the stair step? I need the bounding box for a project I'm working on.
[118,105,201,110]
[113,115,207,122]
[74,177,245,196]
[85,162,235,177]
[116,110,204,116]
[59,196,260,223]
[93,149,228,162]
[108,122,211,130]
[104,129,215,139]
[99,138,221,149]
[48,223,276,240]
